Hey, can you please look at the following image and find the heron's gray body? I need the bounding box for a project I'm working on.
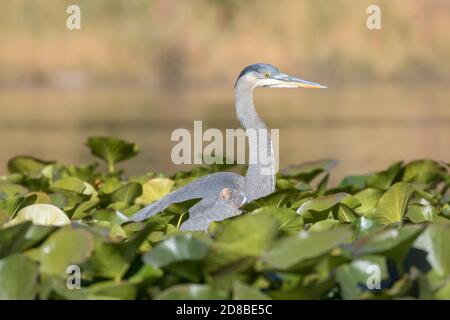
[129,172,246,230]
[128,63,325,230]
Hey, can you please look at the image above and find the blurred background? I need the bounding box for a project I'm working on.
[0,0,449,183]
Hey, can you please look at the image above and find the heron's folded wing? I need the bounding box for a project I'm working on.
[128,172,245,222]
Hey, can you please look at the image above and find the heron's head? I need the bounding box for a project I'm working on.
[235,63,326,89]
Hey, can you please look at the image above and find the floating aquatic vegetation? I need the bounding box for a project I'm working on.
[0,136,449,300]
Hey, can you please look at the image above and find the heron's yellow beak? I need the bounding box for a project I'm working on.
[270,73,327,89]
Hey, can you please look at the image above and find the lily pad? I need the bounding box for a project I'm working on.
[109,182,142,205]
[38,227,94,277]
[86,136,139,173]
[136,178,174,205]
[51,177,87,194]
[280,159,338,181]
[335,255,388,299]
[0,254,38,299]
[233,281,271,300]
[414,223,450,277]
[250,207,303,234]
[354,188,383,216]
[7,156,53,176]
[370,182,413,224]
[402,159,446,184]
[10,204,71,226]
[207,213,279,272]
[297,193,348,214]
[351,225,424,264]
[262,226,352,270]
[366,161,403,190]
[143,233,210,268]
[156,284,228,300]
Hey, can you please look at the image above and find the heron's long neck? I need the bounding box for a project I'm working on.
[235,82,275,201]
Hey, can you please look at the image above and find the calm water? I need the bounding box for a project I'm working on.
[0,85,448,184]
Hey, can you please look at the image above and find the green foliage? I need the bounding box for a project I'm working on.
[86,136,139,173]
[0,137,449,300]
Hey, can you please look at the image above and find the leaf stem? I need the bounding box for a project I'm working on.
[176,212,186,229]
[108,161,115,174]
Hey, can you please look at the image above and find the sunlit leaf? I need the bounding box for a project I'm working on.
[262,226,352,270]
[280,159,338,182]
[402,159,447,184]
[335,255,388,299]
[86,136,139,173]
[207,213,279,272]
[414,223,450,277]
[10,204,71,226]
[0,254,38,299]
[143,233,210,268]
[136,178,174,205]
[38,227,94,277]
[156,284,228,300]
[233,281,271,300]
[370,182,413,224]
[7,156,53,176]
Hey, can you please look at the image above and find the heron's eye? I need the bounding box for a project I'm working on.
[264,72,271,78]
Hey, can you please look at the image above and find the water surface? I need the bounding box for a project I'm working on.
[0,85,448,184]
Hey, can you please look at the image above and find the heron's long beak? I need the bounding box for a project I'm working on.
[270,73,326,89]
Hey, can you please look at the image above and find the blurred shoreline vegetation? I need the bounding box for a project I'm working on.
[0,0,449,90]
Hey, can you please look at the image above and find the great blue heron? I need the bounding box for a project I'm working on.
[129,63,326,230]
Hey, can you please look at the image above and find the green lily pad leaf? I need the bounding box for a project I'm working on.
[353,217,384,237]
[0,221,32,258]
[51,177,87,194]
[414,223,450,277]
[0,193,37,219]
[262,226,352,270]
[73,193,100,217]
[83,222,154,279]
[128,264,163,284]
[0,219,55,257]
[92,209,129,224]
[354,188,383,216]
[336,204,357,222]
[0,254,38,299]
[7,156,53,175]
[38,227,94,277]
[337,175,367,192]
[309,219,342,232]
[86,136,139,173]
[156,284,228,300]
[370,182,413,225]
[136,178,174,205]
[280,159,338,181]
[250,207,303,234]
[30,192,53,204]
[242,188,304,211]
[335,255,388,299]
[406,204,439,223]
[233,281,271,300]
[366,161,403,190]
[22,225,57,250]
[402,159,447,184]
[434,280,450,300]
[297,193,348,214]
[87,281,137,300]
[10,204,70,226]
[65,164,99,183]
[110,182,142,205]
[99,177,122,194]
[143,233,210,268]
[206,213,279,272]
[351,225,424,263]
[0,181,29,197]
